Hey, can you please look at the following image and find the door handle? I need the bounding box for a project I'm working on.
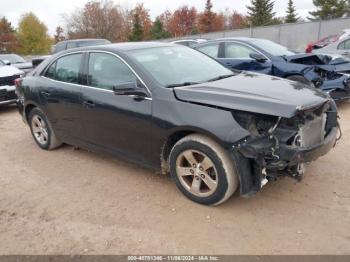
[83,100,95,108]
[40,91,51,97]
[342,51,350,55]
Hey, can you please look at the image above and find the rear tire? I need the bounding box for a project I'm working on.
[169,134,239,206]
[28,107,62,150]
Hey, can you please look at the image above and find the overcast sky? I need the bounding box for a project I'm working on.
[1,0,316,35]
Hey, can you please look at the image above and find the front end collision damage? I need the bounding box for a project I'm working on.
[230,99,339,197]
[283,54,350,100]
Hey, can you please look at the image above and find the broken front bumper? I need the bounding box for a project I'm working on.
[236,126,338,170]
[232,125,338,197]
[271,126,338,168]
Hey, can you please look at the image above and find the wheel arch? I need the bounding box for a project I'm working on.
[160,127,227,175]
[24,103,39,122]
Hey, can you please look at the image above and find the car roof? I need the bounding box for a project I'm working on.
[57,42,175,54]
[0,53,20,56]
[195,37,265,45]
[59,38,110,44]
[338,35,350,41]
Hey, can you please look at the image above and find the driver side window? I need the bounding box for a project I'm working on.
[87,52,137,91]
[225,42,259,59]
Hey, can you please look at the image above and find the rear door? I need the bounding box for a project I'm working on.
[79,51,154,164]
[219,41,273,74]
[40,52,85,140]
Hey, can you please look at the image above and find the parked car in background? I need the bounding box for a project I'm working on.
[0,60,23,106]
[313,35,350,59]
[338,29,350,41]
[0,54,33,74]
[53,38,111,54]
[16,42,339,205]
[305,35,339,53]
[32,39,112,68]
[32,55,51,68]
[171,39,207,47]
[305,29,350,53]
[194,38,350,101]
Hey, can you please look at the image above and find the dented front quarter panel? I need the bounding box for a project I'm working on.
[271,54,350,96]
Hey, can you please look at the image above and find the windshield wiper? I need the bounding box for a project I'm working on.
[165,82,200,88]
[206,73,235,82]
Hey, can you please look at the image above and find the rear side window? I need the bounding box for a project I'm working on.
[45,62,56,78]
[54,42,66,53]
[87,52,137,90]
[66,42,77,49]
[338,39,350,50]
[225,42,259,59]
[44,53,83,84]
[195,43,220,58]
[176,41,189,46]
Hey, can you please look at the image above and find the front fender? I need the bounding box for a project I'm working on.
[153,98,251,149]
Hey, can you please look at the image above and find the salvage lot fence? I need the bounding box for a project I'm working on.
[165,17,350,52]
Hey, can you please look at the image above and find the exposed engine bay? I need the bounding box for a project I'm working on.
[232,100,339,192]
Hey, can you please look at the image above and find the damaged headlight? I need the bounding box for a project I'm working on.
[232,111,280,137]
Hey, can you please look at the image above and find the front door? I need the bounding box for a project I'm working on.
[218,41,273,75]
[80,52,153,164]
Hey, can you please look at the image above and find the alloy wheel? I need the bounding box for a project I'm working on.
[175,149,218,197]
[31,115,49,145]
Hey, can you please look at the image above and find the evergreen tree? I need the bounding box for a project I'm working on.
[198,0,225,33]
[309,0,348,20]
[150,18,171,39]
[128,13,144,41]
[247,0,276,26]
[199,0,214,32]
[285,0,299,23]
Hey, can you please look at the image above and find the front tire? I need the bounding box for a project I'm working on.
[169,134,239,206]
[28,107,62,150]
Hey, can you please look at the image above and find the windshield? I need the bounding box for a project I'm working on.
[0,54,26,64]
[249,39,295,57]
[128,46,234,87]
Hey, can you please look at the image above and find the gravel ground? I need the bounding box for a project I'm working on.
[0,103,350,255]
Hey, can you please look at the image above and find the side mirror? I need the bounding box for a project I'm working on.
[2,60,11,65]
[112,82,148,99]
[249,53,267,63]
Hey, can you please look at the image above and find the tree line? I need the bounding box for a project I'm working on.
[1,0,350,55]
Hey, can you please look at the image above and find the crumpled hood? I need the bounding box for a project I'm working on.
[0,65,23,77]
[285,53,331,64]
[285,53,350,72]
[174,72,329,118]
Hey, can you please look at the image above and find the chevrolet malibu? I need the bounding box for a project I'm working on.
[16,43,339,205]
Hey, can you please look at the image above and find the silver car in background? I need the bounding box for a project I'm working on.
[313,36,350,60]
[0,60,23,106]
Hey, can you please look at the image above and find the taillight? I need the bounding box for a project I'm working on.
[15,78,23,88]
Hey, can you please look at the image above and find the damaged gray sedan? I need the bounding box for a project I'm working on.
[17,43,340,205]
